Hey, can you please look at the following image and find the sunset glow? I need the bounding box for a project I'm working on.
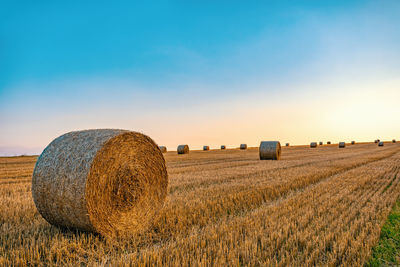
[1,1,399,155]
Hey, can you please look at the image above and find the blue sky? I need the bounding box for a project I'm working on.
[1,1,400,155]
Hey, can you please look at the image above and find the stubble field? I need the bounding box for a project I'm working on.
[1,142,400,266]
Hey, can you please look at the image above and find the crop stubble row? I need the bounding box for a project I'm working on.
[0,143,399,265]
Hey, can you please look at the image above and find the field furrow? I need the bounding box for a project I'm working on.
[123,150,400,266]
[1,143,399,266]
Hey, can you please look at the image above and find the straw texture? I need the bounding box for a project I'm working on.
[259,141,281,160]
[177,145,189,154]
[32,129,168,238]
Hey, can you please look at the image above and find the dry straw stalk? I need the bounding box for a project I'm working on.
[32,129,168,238]
[259,141,281,160]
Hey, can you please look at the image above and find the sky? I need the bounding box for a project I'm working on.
[1,1,400,155]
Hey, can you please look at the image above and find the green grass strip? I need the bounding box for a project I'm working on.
[366,200,400,266]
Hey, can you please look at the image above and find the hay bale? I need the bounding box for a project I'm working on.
[310,142,317,148]
[221,145,226,150]
[319,141,323,145]
[327,141,331,145]
[259,141,281,160]
[351,141,355,145]
[240,144,247,150]
[177,144,189,154]
[378,141,384,147]
[339,142,346,148]
[392,139,396,143]
[159,146,167,153]
[32,129,168,238]
[285,143,290,147]
[203,146,210,151]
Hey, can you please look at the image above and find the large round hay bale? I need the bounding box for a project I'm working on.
[327,141,331,145]
[339,142,346,148]
[177,144,189,154]
[392,139,396,143]
[203,146,210,151]
[259,141,281,160]
[351,141,355,145]
[285,143,289,147]
[319,141,323,145]
[32,129,168,238]
[310,142,317,148]
[378,141,384,146]
[221,145,226,150]
[159,146,167,153]
[240,144,247,150]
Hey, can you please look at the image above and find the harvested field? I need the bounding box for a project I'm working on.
[1,142,400,265]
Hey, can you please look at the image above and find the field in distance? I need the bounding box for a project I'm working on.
[1,142,400,265]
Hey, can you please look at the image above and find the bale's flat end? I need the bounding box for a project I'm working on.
[177,145,189,154]
[259,141,281,160]
[32,129,168,238]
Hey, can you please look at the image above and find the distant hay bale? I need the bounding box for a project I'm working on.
[177,145,189,154]
[203,146,210,151]
[319,142,323,145]
[327,141,331,145]
[351,141,355,145]
[310,142,317,148]
[378,141,384,147]
[375,139,380,143]
[285,143,290,147]
[221,145,226,149]
[240,144,247,150]
[31,129,168,238]
[393,139,396,143]
[339,142,346,148]
[259,141,281,160]
[159,146,167,153]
